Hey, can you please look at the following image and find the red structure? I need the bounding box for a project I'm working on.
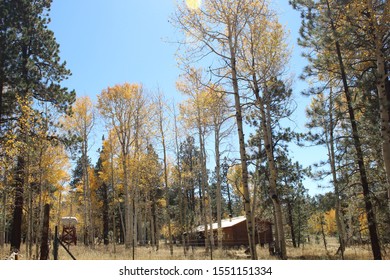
[61,217,77,246]
[193,216,273,247]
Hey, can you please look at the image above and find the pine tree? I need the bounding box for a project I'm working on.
[0,0,75,129]
[290,0,383,259]
[1,0,75,253]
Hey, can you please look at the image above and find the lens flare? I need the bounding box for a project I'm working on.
[186,0,202,10]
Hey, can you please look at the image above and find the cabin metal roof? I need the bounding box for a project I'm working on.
[196,216,247,232]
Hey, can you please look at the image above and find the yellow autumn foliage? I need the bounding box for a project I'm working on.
[308,209,337,236]
[227,164,244,197]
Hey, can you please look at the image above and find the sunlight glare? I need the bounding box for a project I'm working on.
[186,0,202,10]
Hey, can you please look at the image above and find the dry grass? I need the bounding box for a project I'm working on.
[284,238,376,260]
[1,237,386,260]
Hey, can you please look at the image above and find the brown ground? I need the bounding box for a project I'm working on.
[1,237,385,260]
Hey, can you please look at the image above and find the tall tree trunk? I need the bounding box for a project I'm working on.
[272,208,280,254]
[112,209,116,253]
[215,126,223,250]
[130,194,135,259]
[149,193,155,250]
[0,186,6,249]
[255,84,287,259]
[207,182,214,259]
[228,33,257,259]
[134,188,140,256]
[83,140,94,248]
[325,0,382,260]
[365,0,390,211]
[122,152,132,249]
[327,89,346,259]
[197,124,209,253]
[287,201,297,248]
[160,110,173,256]
[0,87,8,225]
[251,176,258,250]
[297,198,302,247]
[109,134,117,252]
[26,183,33,259]
[202,135,214,258]
[102,182,109,245]
[35,147,44,259]
[0,78,4,127]
[152,201,160,251]
[56,191,62,230]
[320,213,328,253]
[82,143,90,246]
[226,179,233,217]
[39,204,50,260]
[10,156,25,252]
[133,190,138,252]
[173,107,187,255]
[132,112,142,259]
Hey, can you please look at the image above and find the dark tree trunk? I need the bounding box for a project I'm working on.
[386,76,390,211]
[325,0,382,260]
[226,182,233,216]
[0,188,6,249]
[320,214,328,253]
[39,204,50,260]
[287,201,297,248]
[339,44,382,260]
[151,200,156,248]
[118,209,124,244]
[0,78,3,127]
[102,182,109,245]
[10,156,25,252]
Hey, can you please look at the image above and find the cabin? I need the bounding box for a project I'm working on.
[191,216,273,247]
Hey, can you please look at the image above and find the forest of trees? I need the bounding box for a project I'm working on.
[0,0,388,260]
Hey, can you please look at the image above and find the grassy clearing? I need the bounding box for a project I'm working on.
[52,243,381,260]
[60,236,385,260]
[1,237,384,260]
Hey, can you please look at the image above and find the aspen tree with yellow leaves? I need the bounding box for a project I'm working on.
[236,3,292,260]
[97,83,150,258]
[177,68,214,257]
[98,84,137,251]
[63,96,95,246]
[141,143,164,251]
[172,0,269,260]
[177,67,234,257]
[227,164,244,198]
[207,85,234,250]
[96,133,115,247]
[5,94,71,259]
[0,127,17,250]
[34,142,70,257]
[97,130,122,250]
[171,104,199,256]
[154,91,174,256]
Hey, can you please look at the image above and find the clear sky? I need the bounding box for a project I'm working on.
[49,0,181,101]
[49,0,329,196]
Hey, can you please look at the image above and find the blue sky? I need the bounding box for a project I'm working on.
[50,0,180,100]
[49,0,329,196]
